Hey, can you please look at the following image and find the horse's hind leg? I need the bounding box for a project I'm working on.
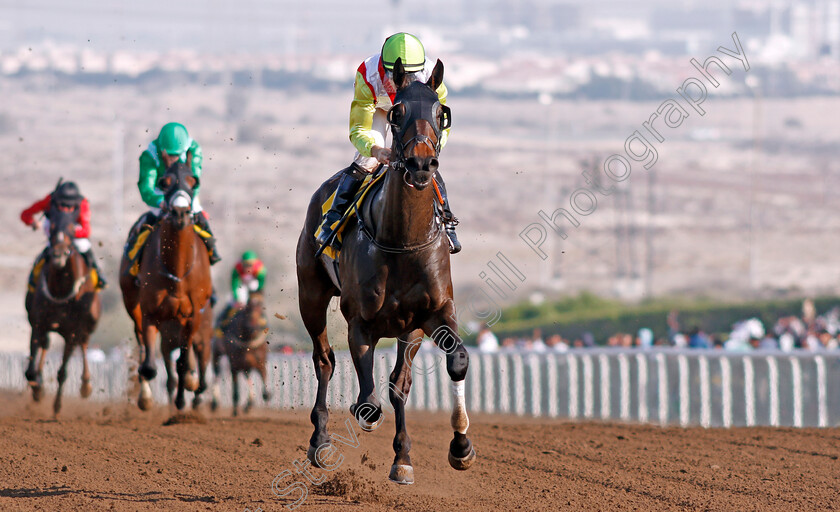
[26,329,47,402]
[53,340,75,415]
[231,370,240,417]
[193,344,210,409]
[162,349,176,405]
[210,345,222,411]
[259,360,271,403]
[348,320,383,432]
[425,313,476,471]
[79,338,93,398]
[388,330,424,485]
[244,371,255,414]
[174,346,190,410]
[299,279,337,467]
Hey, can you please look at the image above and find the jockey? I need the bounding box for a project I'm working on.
[20,181,107,289]
[231,250,266,306]
[316,32,461,254]
[125,122,221,267]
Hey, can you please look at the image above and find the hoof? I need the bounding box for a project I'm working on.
[448,446,476,471]
[351,403,383,432]
[53,400,62,415]
[262,391,271,402]
[183,373,199,392]
[80,380,93,398]
[307,443,336,468]
[210,399,219,412]
[388,464,415,485]
[192,395,203,409]
[138,395,153,411]
[31,385,43,403]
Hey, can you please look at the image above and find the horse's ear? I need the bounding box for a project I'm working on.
[426,59,444,92]
[392,57,406,91]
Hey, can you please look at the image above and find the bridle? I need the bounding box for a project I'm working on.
[357,82,451,254]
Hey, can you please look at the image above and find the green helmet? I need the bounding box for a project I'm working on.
[241,250,258,262]
[157,122,191,156]
[381,33,425,73]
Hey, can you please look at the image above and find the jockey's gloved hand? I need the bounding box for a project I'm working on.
[371,146,392,165]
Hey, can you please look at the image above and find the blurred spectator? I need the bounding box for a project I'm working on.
[476,325,499,353]
[779,332,796,352]
[531,328,547,352]
[758,334,778,350]
[688,327,710,349]
[636,328,653,349]
[546,334,569,352]
[500,337,517,352]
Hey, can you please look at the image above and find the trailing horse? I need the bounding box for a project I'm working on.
[25,204,101,414]
[296,58,474,484]
[210,291,271,416]
[119,161,213,411]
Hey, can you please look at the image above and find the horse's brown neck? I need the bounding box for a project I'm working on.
[158,219,198,282]
[374,168,437,248]
[46,250,85,298]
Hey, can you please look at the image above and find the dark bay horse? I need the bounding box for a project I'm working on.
[25,204,101,414]
[210,291,271,416]
[119,162,213,411]
[296,58,474,484]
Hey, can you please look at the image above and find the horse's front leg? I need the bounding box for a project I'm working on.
[424,309,476,471]
[137,318,158,411]
[26,329,47,401]
[388,329,424,485]
[174,342,193,411]
[348,321,383,431]
[53,340,75,415]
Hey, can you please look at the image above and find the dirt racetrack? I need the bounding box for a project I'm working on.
[0,391,838,512]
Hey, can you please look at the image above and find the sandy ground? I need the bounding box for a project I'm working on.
[0,390,839,511]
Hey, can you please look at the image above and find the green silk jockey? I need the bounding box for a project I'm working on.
[215,251,266,335]
[316,32,461,254]
[231,250,265,306]
[125,122,221,268]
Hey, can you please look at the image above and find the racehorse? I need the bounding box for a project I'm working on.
[25,203,101,414]
[119,161,213,411]
[210,291,271,416]
[296,58,474,484]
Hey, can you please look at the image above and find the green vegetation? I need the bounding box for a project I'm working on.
[488,293,840,344]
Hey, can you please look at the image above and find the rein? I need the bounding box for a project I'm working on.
[157,213,196,283]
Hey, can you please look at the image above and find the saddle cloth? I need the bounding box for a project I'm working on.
[126,223,211,277]
[314,171,386,261]
[28,252,98,293]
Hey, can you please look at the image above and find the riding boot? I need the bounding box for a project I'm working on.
[123,211,159,277]
[81,248,108,289]
[316,163,367,248]
[194,212,222,265]
[434,173,461,254]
